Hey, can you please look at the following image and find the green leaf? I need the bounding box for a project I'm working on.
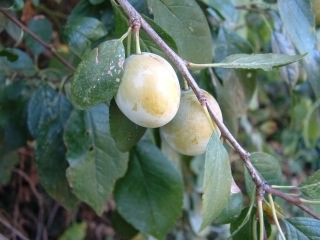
[111,211,138,239]
[282,217,320,239]
[300,170,320,200]
[147,0,212,63]
[58,222,87,240]
[278,0,317,54]
[64,17,108,58]
[200,133,232,230]
[231,207,272,240]
[213,53,305,71]
[0,0,24,10]
[215,192,243,224]
[0,150,19,184]
[35,91,77,209]
[111,2,177,57]
[214,28,255,134]
[140,16,178,58]
[271,31,299,87]
[246,12,272,52]
[25,16,53,55]
[114,141,183,239]
[0,13,8,33]
[89,0,105,5]
[0,82,30,150]
[70,39,125,109]
[5,17,23,43]
[249,152,283,185]
[11,0,23,10]
[0,49,18,62]
[36,117,79,209]
[34,89,78,208]
[0,48,35,76]
[68,0,118,27]
[199,0,238,22]
[230,207,256,240]
[109,100,146,152]
[303,98,320,148]
[64,104,128,215]
[305,52,320,97]
[28,84,70,138]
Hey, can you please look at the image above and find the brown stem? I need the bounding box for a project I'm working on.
[0,8,75,72]
[116,0,320,220]
[0,215,29,240]
[266,186,320,219]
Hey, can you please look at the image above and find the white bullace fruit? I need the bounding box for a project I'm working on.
[160,89,222,156]
[115,52,180,128]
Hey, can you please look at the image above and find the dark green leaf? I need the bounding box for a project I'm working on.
[0,0,23,10]
[303,98,320,148]
[89,0,105,5]
[201,133,232,230]
[215,27,253,63]
[199,0,238,22]
[114,141,183,239]
[64,17,108,58]
[64,104,128,215]
[36,95,78,209]
[32,0,39,6]
[70,39,125,109]
[68,0,106,21]
[301,170,320,200]
[25,16,53,55]
[304,51,320,97]
[246,12,272,51]
[28,84,70,138]
[214,28,255,134]
[213,53,305,71]
[110,100,146,152]
[230,207,256,240]
[231,207,272,240]
[5,17,23,43]
[147,0,212,63]
[249,152,284,185]
[278,0,317,54]
[140,16,178,58]
[58,222,87,240]
[0,49,18,62]
[0,13,7,33]
[111,211,138,239]
[0,81,30,150]
[111,2,177,57]
[271,31,299,87]
[0,48,35,76]
[282,217,320,239]
[216,71,254,134]
[11,0,23,10]
[215,192,243,224]
[0,150,19,184]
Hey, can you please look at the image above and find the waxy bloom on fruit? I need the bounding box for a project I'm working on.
[161,89,222,156]
[115,52,180,128]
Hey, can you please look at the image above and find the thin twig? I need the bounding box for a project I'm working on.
[14,169,46,240]
[0,8,75,72]
[0,215,29,240]
[116,0,320,221]
[266,186,320,219]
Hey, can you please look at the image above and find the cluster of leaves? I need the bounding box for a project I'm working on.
[1,0,320,239]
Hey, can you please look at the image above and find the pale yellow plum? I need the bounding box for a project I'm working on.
[160,89,222,156]
[115,52,180,128]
